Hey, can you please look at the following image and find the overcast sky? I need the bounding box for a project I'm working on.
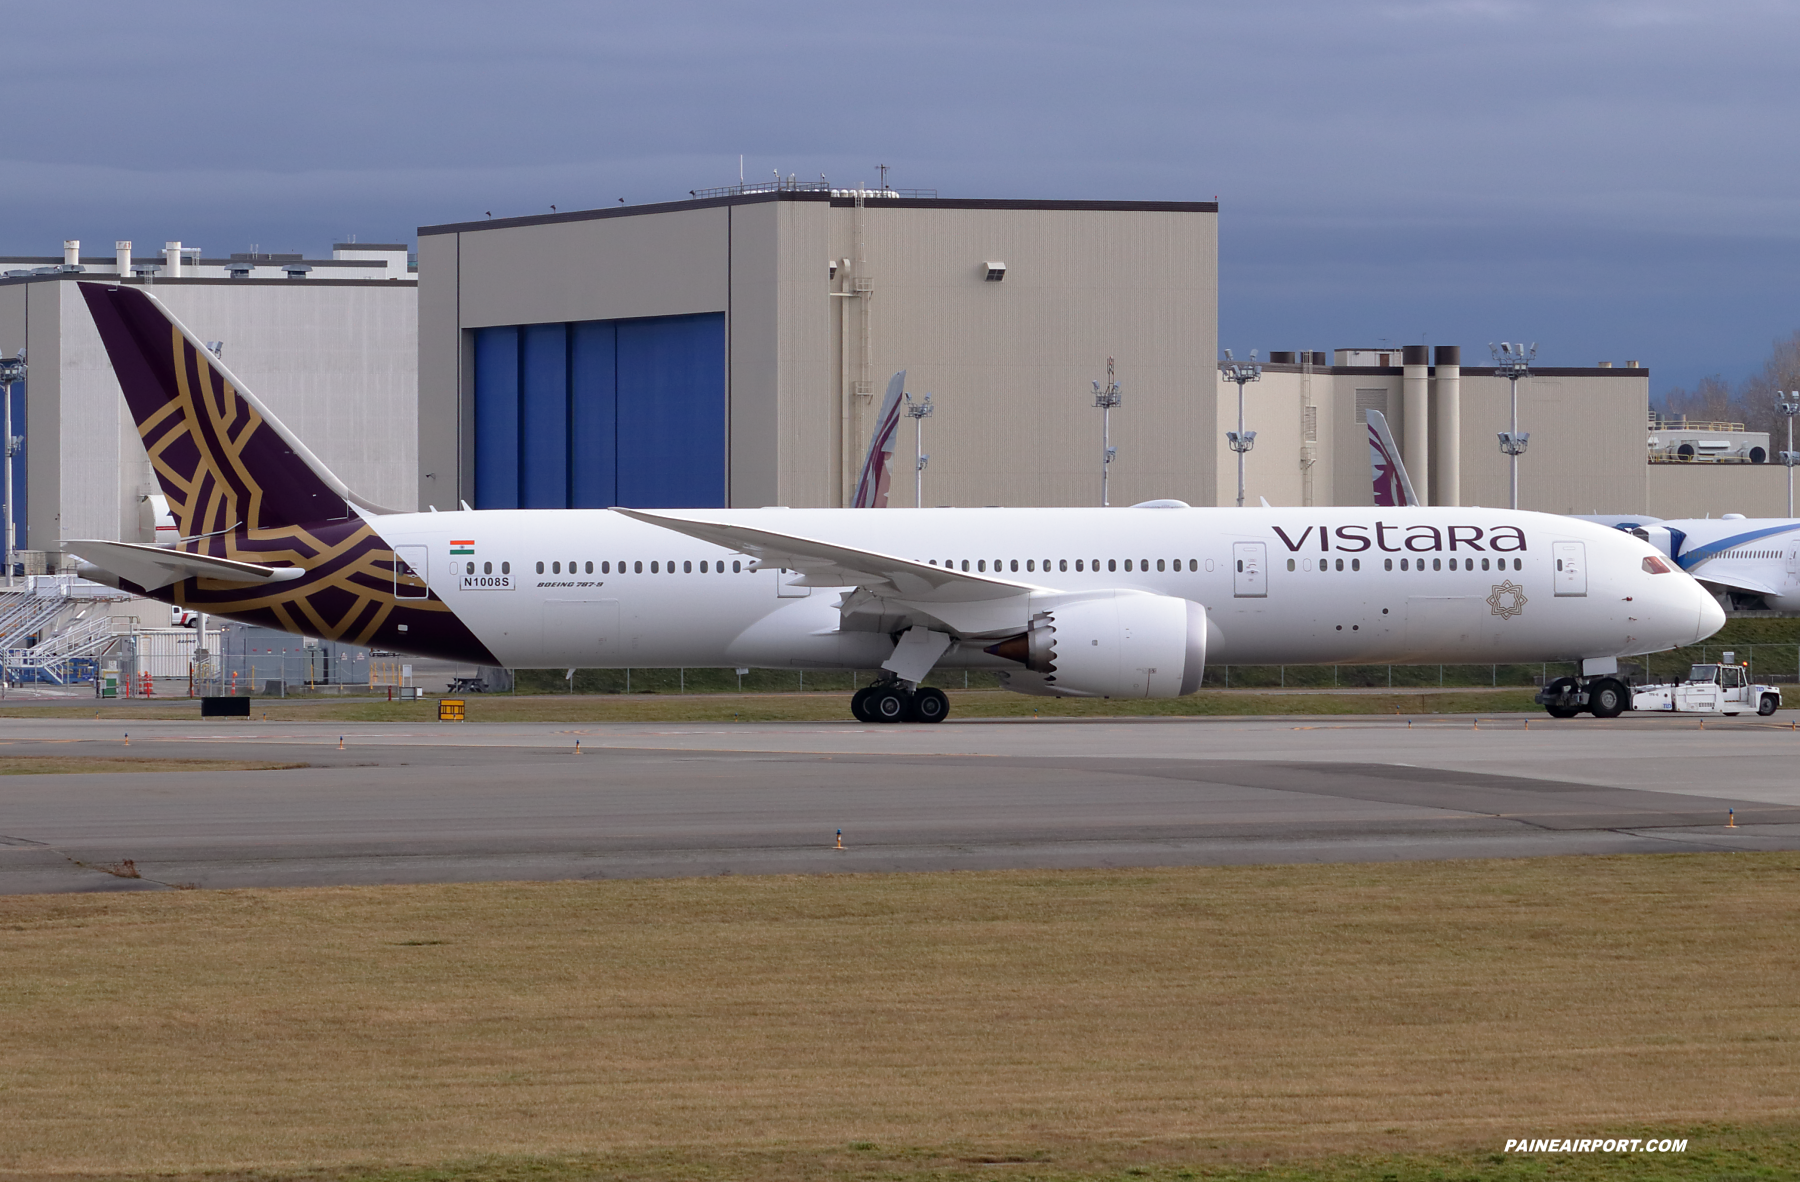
[5,0,1796,395]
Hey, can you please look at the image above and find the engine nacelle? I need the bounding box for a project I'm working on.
[987,591,1206,698]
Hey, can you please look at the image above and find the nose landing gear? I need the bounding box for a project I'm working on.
[850,682,950,724]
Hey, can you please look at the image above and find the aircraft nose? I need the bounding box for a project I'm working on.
[1693,584,1726,643]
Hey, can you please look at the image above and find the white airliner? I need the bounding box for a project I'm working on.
[65,282,1723,722]
[1594,515,1800,613]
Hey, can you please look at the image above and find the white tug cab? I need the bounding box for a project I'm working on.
[1631,654,1782,717]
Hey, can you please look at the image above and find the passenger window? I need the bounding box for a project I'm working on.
[501,562,510,575]
[1060,559,1068,572]
[554,561,563,574]
[667,560,676,573]
[978,560,987,572]
[1075,560,1084,571]
[536,561,545,574]
[1335,558,1344,571]
[1400,558,1408,570]
[1556,559,1563,571]
[1141,558,1149,570]
[1025,559,1034,572]
[568,560,575,572]
[1108,559,1117,572]
[1384,558,1392,571]
[586,561,594,574]
[1433,558,1441,571]
[1448,558,1457,571]
[961,560,970,571]
[1157,559,1165,572]
[1514,558,1522,570]
[650,561,659,573]
[684,560,692,573]
[1010,559,1019,572]
[1351,558,1360,571]
[484,561,493,574]
[700,561,708,573]
[1189,559,1198,572]
[1481,557,1490,571]
[602,561,610,574]
[1237,559,1243,572]
[733,560,741,572]
[1124,559,1133,572]
[1287,558,1296,571]
[465,561,475,575]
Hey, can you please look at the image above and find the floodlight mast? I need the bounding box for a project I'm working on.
[0,350,25,580]
[1490,341,1535,510]
[1220,348,1261,508]
[1092,357,1122,506]
[1778,393,1800,518]
[904,390,933,507]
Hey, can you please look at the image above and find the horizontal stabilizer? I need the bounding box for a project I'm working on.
[61,539,308,591]
[611,508,1037,603]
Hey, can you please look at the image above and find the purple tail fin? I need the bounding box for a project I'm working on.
[79,282,380,535]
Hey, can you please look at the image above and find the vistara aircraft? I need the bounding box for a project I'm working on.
[67,282,1722,722]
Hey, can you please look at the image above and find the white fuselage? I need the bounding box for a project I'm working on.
[1633,518,1800,611]
[371,505,1723,671]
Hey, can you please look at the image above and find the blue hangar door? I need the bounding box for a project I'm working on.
[472,312,725,509]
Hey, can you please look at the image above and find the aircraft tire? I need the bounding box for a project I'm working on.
[869,686,911,724]
[911,686,950,724]
[1588,678,1627,719]
[1543,677,1581,719]
[850,687,877,722]
[1759,694,1779,716]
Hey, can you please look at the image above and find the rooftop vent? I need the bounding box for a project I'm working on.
[984,261,1006,282]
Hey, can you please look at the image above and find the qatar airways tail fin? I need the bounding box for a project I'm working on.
[1365,408,1419,507]
[851,371,906,508]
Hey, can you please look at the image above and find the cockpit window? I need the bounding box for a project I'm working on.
[1642,555,1672,574]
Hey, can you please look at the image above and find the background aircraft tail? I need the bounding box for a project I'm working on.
[1365,409,1419,507]
[78,282,391,538]
[851,371,905,508]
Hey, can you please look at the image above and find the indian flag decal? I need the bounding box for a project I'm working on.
[450,540,475,555]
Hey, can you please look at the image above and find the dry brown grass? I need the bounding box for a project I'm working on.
[0,757,306,775]
[0,856,1795,1179]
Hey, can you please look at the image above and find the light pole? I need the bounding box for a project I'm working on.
[904,390,932,507]
[1221,349,1261,508]
[1092,357,1122,506]
[1491,341,1534,510]
[1778,392,1800,518]
[0,350,25,580]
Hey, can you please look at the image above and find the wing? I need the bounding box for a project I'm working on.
[611,508,1041,635]
[62,539,308,591]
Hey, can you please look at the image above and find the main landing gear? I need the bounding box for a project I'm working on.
[1536,675,1629,719]
[851,682,950,724]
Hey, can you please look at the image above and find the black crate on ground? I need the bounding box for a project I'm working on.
[201,696,251,717]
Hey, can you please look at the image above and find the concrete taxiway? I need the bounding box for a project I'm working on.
[2,712,1797,893]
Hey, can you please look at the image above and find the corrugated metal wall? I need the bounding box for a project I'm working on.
[473,312,725,509]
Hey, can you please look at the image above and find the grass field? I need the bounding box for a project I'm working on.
[0,686,1545,724]
[2,854,1796,1181]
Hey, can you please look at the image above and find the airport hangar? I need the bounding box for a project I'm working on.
[0,189,1787,576]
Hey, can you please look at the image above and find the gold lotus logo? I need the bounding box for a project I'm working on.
[1487,580,1528,620]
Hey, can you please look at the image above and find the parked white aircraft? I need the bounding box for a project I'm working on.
[1599,515,1800,613]
[64,283,1723,722]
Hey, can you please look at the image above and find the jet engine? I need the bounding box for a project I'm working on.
[986,591,1206,698]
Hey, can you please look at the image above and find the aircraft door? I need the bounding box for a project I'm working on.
[1233,542,1267,598]
[1552,541,1587,597]
[775,567,810,598]
[1788,542,1799,585]
[394,545,429,599]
